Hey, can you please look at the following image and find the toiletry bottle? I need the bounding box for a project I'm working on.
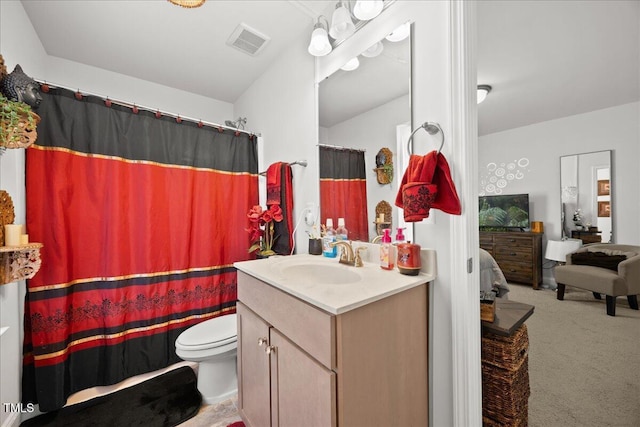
[379,229,395,270]
[336,218,348,242]
[395,227,406,244]
[322,219,337,258]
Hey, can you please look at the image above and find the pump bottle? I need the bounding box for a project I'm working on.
[379,229,395,270]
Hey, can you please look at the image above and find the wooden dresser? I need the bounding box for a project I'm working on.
[480,231,543,289]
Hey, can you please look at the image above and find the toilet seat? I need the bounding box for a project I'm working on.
[175,313,237,352]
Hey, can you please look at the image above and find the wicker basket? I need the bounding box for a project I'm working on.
[482,324,529,371]
[482,324,530,426]
[482,357,530,425]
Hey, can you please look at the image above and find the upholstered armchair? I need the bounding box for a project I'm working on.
[554,244,640,316]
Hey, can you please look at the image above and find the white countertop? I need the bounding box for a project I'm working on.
[234,251,436,315]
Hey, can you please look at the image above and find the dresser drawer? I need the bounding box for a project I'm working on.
[494,235,533,248]
[495,246,533,263]
[499,260,533,282]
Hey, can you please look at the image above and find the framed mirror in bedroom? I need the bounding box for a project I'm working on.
[560,150,613,243]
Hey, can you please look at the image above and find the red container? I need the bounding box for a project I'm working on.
[397,242,422,276]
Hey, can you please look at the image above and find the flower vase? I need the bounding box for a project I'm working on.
[256,250,276,259]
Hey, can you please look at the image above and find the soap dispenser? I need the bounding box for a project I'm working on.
[395,227,406,243]
[379,229,395,270]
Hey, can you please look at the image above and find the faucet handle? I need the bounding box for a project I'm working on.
[355,246,367,267]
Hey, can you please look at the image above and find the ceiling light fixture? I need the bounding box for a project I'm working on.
[477,85,492,104]
[386,22,410,42]
[329,2,356,42]
[352,0,384,21]
[341,57,360,71]
[361,41,384,58]
[167,0,205,8]
[308,17,332,57]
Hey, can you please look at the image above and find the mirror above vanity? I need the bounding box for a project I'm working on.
[560,150,613,243]
[318,24,411,242]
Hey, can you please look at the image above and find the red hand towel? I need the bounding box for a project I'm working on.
[395,151,461,221]
[266,162,282,205]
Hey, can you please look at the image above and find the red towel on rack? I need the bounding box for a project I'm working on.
[267,162,294,255]
[266,163,282,205]
[395,151,461,221]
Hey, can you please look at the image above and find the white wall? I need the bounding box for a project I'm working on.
[233,35,318,255]
[322,94,410,239]
[479,102,640,285]
[0,2,234,425]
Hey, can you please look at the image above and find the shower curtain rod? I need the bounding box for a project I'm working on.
[317,143,366,152]
[258,160,307,176]
[34,79,262,137]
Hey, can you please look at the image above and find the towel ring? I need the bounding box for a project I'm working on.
[407,122,444,156]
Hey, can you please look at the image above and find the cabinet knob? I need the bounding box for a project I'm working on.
[265,345,276,355]
[258,337,267,347]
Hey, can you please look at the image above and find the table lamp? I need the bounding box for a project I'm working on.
[545,239,583,265]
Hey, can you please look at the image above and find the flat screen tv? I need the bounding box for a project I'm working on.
[479,193,530,230]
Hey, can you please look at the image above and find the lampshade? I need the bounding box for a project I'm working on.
[477,85,492,104]
[308,20,332,57]
[341,57,360,71]
[386,22,410,42]
[361,41,384,58]
[545,239,583,263]
[352,0,384,21]
[167,0,205,8]
[329,2,355,41]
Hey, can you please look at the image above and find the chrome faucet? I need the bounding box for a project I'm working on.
[371,235,383,244]
[330,241,366,267]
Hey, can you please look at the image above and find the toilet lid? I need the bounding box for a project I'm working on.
[177,313,237,348]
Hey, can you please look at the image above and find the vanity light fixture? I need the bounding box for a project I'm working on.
[341,57,360,71]
[308,16,332,57]
[477,85,492,104]
[167,0,205,8]
[386,22,410,42]
[361,41,384,58]
[352,0,384,21]
[329,2,356,41]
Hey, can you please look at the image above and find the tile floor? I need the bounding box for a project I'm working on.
[178,396,243,427]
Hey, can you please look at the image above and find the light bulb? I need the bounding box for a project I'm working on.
[308,24,332,57]
[477,85,492,104]
[386,22,410,42]
[329,3,355,41]
[353,0,383,21]
[361,41,384,58]
[341,57,360,71]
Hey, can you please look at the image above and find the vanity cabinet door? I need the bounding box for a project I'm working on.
[237,302,271,427]
[270,328,336,427]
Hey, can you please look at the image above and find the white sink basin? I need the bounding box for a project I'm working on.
[271,257,362,285]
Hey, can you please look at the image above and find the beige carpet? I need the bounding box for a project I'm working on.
[507,283,640,427]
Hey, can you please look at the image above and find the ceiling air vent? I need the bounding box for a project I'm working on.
[226,23,270,56]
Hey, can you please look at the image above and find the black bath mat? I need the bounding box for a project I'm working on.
[21,366,202,427]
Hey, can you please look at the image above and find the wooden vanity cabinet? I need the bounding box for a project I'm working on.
[236,271,429,427]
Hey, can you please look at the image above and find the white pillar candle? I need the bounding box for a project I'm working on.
[4,224,23,246]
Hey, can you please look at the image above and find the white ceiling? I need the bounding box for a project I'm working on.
[19,0,640,136]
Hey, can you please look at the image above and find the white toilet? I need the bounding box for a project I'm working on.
[175,313,237,405]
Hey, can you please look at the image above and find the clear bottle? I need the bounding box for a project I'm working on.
[322,218,337,258]
[336,218,348,242]
[379,228,395,270]
[395,227,406,243]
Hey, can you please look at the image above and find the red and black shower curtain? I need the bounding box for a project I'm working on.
[23,88,258,411]
[319,146,368,242]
